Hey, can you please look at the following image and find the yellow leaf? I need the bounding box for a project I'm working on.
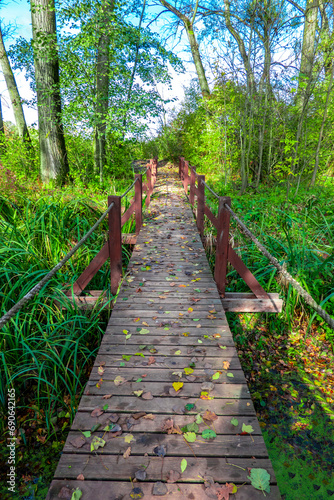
[172,382,184,392]
[188,307,193,313]
[223,361,230,370]
[142,321,149,326]
[124,434,134,443]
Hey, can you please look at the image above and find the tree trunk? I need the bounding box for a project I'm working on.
[0,95,4,135]
[297,0,319,107]
[311,63,334,185]
[0,26,31,143]
[94,0,112,183]
[30,0,69,184]
[159,0,210,97]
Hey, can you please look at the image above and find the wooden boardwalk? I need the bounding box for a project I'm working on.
[47,166,281,499]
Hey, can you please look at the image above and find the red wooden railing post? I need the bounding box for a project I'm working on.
[179,157,183,179]
[214,196,231,296]
[189,166,195,205]
[184,160,189,194]
[108,195,122,296]
[145,163,152,206]
[197,174,205,237]
[135,174,142,235]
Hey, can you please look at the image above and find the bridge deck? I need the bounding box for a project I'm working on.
[47,167,280,499]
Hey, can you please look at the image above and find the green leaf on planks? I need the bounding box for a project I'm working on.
[90,436,106,451]
[81,431,91,438]
[230,417,239,427]
[227,373,234,378]
[212,372,220,380]
[184,367,194,375]
[242,423,254,434]
[185,403,195,411]
[183,432,196,443]
[102,404,108,411]
[202,429,216,439]
[139,329,149,334]
[71,489,83,500]
[195,414,204,424]
[181,459,187,473]
[247,468,271,493]
[186,422,199,433]
[122,355,132,361]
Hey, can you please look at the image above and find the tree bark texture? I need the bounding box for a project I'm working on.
[0,26,31,143]
[94,0,113,183]
[30,0,69,184]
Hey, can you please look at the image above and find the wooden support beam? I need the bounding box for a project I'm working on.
[70,242,109,295]
[197,175,205,237]
[204,204,218,227]
[189,166,196,205]
[184,160,189,194]
[228,244,269,299]
[214,197,231,296]
[134,174,142,235]
[221,293,283,312]
[108,195,122,296]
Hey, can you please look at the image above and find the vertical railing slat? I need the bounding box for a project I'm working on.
[214,196,231,296]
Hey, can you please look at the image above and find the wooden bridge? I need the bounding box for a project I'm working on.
[47,162,281,499]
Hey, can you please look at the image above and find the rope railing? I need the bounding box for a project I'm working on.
[198,177,334,330]
[0,162,156,331]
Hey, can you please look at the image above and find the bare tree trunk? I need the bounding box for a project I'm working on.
[31,0,69,184]
[94,0,113,184]
[297,0,319,108]
[0,26,31,143]
[0,95,4,135]
[311,63,334,185]
[158,0,210,97]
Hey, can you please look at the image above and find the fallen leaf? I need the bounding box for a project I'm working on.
[81,431,91,438]
[202,428,216,439]
[216,483,235,500]
[188,307,193,313]
[135,470,147,481]
[223,361,230,370]
[130,486,144,499]
[153,444,167,457]
[247,468,271,494]
[123,446,131,458]
[185,403,195,411]
[114,376,126,386]
[122,355,132,361]
[142,391,153,400]
[181,458,187,473]
[172,371,183,378]
[142,321,149,326]
[143,413,155,420]
[174,350,181,355]
[227,373,234,378]
[71,488,83,500]
[76,474,84,481]
[139,328,149,334]
[230,417,239,427]
[148,356,156,365]
[212,372,220,380]
[102,394,112,399]
[200,391,214,400]
[124,434,135,443]
[183,432,196,443]
[133,390,144,397]
[134,318,140,322]
[172,382,183,392]
[98,366,105,376]
[242,423,254,434]
[91,408,103,417]
[90,436,106,451]
[184,367,194,375]
[70,436,86,448]
[203,410,218,422]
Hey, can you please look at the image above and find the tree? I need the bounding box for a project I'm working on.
[30,0,69,184]
[0,24,31,142]
[157,0,210,97]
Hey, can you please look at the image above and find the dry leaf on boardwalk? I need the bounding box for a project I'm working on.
[123,446,131,459]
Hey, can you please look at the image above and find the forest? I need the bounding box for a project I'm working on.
[0,0,334,499]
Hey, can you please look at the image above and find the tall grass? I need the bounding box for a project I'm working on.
[203,182,334,339]
[0,188,136,434]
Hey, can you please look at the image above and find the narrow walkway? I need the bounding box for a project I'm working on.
[47,166,280,499]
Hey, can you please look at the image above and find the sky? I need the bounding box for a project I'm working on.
[0,0,195,133]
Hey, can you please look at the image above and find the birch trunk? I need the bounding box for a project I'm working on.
[0,26,31,143]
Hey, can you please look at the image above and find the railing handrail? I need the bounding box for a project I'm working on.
[0,159,158,330]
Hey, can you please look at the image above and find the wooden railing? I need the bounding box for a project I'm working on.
[179,157,282,313]
[67,158,158,299]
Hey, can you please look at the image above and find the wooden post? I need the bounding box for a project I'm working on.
[179,157,183,179]
[189,166,195,205]
[184,160,189,194]
[197,175,205,237]
[135,174,142,235]
[214,197,231,296]
[108,195,122,296]
[145,164,151,206]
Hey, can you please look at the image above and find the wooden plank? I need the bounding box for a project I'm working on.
[47,481,281,500]
[77,395,255,415]
[121,233,137,244]
[94,355,243,370]
[89,367,246,383]
[62,431,268,457]
[71,412,262,433]
[222,297,283,312]
[83,381,250,398]
[98,345,239,358]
